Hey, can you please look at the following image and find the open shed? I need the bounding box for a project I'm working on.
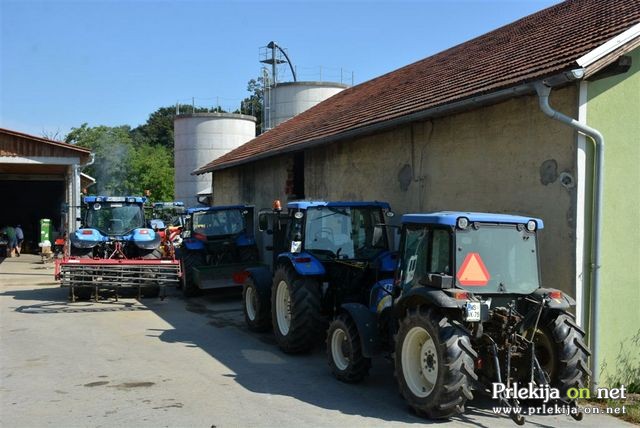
[0,128,93,253]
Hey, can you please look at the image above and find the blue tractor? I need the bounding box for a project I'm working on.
[325,212,590,422]
[242,200,397,354]
[179,205,260,297]
[55,196,181,300]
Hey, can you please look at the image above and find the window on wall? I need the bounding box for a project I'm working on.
[285,152,305,200]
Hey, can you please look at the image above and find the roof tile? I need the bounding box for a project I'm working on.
[198,0,640,173]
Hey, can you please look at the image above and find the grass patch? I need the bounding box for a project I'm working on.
[586,393,640,425]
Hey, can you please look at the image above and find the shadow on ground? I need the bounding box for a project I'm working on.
[147,288,557,427]
[0,280,558,426]
[0,286,149,314]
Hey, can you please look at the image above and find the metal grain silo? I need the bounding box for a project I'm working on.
[265,81,348,128]
[174,113,256,207]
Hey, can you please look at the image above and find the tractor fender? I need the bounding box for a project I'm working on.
[340,303,381,358]
[277,252,326,276]
[375,250,398,273]
[245,266,273,299]
[235,233,256,247]
[132,229,161,250]
[531,288,575,309]
[183,238,206,251]
[70,229,102,248]
[394,287,462,318]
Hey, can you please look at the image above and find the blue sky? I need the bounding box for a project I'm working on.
[1,0,560,138]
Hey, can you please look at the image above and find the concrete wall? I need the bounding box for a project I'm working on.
[213,86,579,295]
[586,47,640,387]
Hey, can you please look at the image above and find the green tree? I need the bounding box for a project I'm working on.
[66,124,136,195]
[65,123,175,201]
[131,104,209,152]
[128,143,174,202]
[238,78,263,134]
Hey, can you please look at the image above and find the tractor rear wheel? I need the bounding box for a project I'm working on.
[243,277,271,332]
[271,265,325,353]
[395,307,477,419]
[140,248,162,298]
[533,310,591,397]
[327,313,371,383]
[182,251,204,297]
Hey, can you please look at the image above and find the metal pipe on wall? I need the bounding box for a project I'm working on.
[534,80,604,390]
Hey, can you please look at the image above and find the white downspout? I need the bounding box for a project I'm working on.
[534,80,604,390]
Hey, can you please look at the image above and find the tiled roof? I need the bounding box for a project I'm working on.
[197,0,640,173]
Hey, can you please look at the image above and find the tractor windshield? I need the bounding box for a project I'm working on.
[192,209,245,237]
[304,206,388,260]
[153,206,186,227]
[455,225,540,294]
[85,202,145,235]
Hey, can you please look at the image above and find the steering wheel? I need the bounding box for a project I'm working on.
[314,228,334,241]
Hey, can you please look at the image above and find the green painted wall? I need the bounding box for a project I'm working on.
[587,46,640,387]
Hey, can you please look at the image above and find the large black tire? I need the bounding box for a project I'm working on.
[141,248,163,259]
[395,307,477,419]
[327,313,371,383]
[181,251,205,297]
[271,265,325,353]
[534,310,591,398]
[70,246,93,258]
[242,277,271,332]
[71,287,93,301]
[138,249,162,298]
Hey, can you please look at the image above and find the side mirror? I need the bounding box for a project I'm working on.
[258,212,269,232]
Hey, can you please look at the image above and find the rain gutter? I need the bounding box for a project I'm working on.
[534,75,604,391]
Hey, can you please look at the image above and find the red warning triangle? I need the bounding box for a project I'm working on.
[457,252,490,286]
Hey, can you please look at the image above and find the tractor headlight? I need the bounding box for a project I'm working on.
[526,220,537,231]
[294,211,304,219]
[456,217,469,230]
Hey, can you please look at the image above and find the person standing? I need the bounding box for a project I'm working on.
[15,225,24,257]
[4,226,16,257]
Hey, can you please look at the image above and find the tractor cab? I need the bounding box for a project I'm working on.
[149,201,186,231]
[182,205,257,265]
[82,196,147,237]
[259,200,395,265]
[398,212,543,297]
[179,205,260,296]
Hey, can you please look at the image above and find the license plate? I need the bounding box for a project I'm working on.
[465,302,481,322]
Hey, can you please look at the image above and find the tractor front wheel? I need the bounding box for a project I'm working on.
[181,252,205,298]
[327,313,371,383]
[271,265,325,353]
[395,307,477,419]
[243,277,271,332]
